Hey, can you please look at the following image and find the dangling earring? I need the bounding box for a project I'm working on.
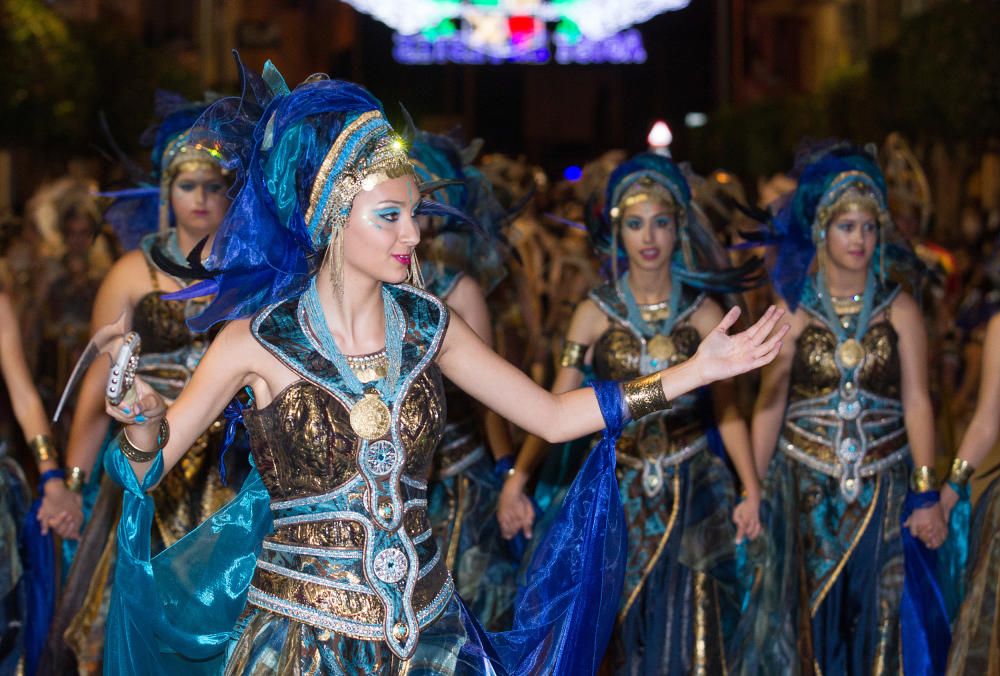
[680,222,695,270]
[325,226,345,297]
[408,250,424,288]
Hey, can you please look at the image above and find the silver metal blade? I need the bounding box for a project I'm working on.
[52,313,128,423]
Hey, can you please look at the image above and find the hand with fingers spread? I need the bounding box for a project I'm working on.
[693,306,789,385]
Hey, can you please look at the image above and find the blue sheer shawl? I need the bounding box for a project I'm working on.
[103,381,627,675]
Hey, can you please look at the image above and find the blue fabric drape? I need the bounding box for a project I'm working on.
[938,482,971,621]
[103,448,272,675]
[899,490,951,676]
[21,469,63,676]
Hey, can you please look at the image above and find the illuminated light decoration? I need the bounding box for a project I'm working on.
[684,112,708,128]
[563,165,583,182]
[343,0,688,65]
[647,120,672,148]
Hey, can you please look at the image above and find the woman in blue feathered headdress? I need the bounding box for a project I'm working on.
[498,151,767,674]
[731,143,951,675]
[97,58,787,675]
[40,91,243,674]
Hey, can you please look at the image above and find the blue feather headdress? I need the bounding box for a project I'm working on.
[170,54,468,331]
[754,142,923,309]
[99,92,227,250]
[585,152,764,295]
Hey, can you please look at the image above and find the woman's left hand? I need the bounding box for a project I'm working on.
[694,306,789,385]
[733,495,763,543]
[905,503,948,549]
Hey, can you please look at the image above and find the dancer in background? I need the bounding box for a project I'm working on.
[499,152,766,674]
[41,93,239,674]
[407,123,520,629]
[732,144,948,675]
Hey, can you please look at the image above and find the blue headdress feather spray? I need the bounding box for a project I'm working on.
[98,92,216,250]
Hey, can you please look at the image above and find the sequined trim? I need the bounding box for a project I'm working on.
[418,548,441,578]
[270,478,360,510]
[262,540,364,560]
[245,575,455,640]
[412,529,433,545]
[256,558,375,596]
[779,437,909,479]
[616,437,708,471]
[400,475,427,490]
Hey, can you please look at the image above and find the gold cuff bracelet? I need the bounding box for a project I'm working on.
[910,465,937,493]
[622,373,671,421]
[947,458,975,488]
[28,434,57,465]
[559,341,587,370]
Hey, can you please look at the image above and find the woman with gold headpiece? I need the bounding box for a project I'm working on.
[39,93,238,673]
[95,61,787,674]
[731,143,950,675]
[498,152,766,674]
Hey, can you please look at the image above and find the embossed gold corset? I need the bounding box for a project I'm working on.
[781,322,908,488]
[243,371,453,659]
[593,322,704,495]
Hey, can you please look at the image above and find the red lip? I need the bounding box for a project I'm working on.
[192,209,209,216]
[639,248,660,260]
[392,254,412,266]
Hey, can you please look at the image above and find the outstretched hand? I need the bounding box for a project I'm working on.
[694,306,788,385]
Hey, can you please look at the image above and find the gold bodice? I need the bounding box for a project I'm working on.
[789,322,901,403]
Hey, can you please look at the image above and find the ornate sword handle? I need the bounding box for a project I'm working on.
[106,332,141,406]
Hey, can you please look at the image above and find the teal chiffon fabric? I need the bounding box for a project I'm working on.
[103,445,272,675]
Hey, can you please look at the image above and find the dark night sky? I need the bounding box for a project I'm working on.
[336,1,717,173]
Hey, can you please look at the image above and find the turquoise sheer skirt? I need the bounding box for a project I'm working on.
[226,595,481,675]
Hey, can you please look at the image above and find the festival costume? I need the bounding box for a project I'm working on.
[730,145,949,676]
[41,96,243,674]
[547,153,763,674]
[101,59,631,675]
[588,279,740,675]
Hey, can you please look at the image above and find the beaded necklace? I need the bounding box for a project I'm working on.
[618,269,683,374]
[301,276,404,441]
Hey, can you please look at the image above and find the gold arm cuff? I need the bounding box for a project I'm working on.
[120,419,170,464]
[947,458,975,487]
[910,465,937,493]
[623,373,671,421]
[559,341,587,369]
[66,466,86,493]
[28,434,57,465]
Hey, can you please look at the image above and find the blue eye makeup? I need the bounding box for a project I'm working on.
[654,216,673,229]
[625,218,643,230]
[374,207,401,223]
